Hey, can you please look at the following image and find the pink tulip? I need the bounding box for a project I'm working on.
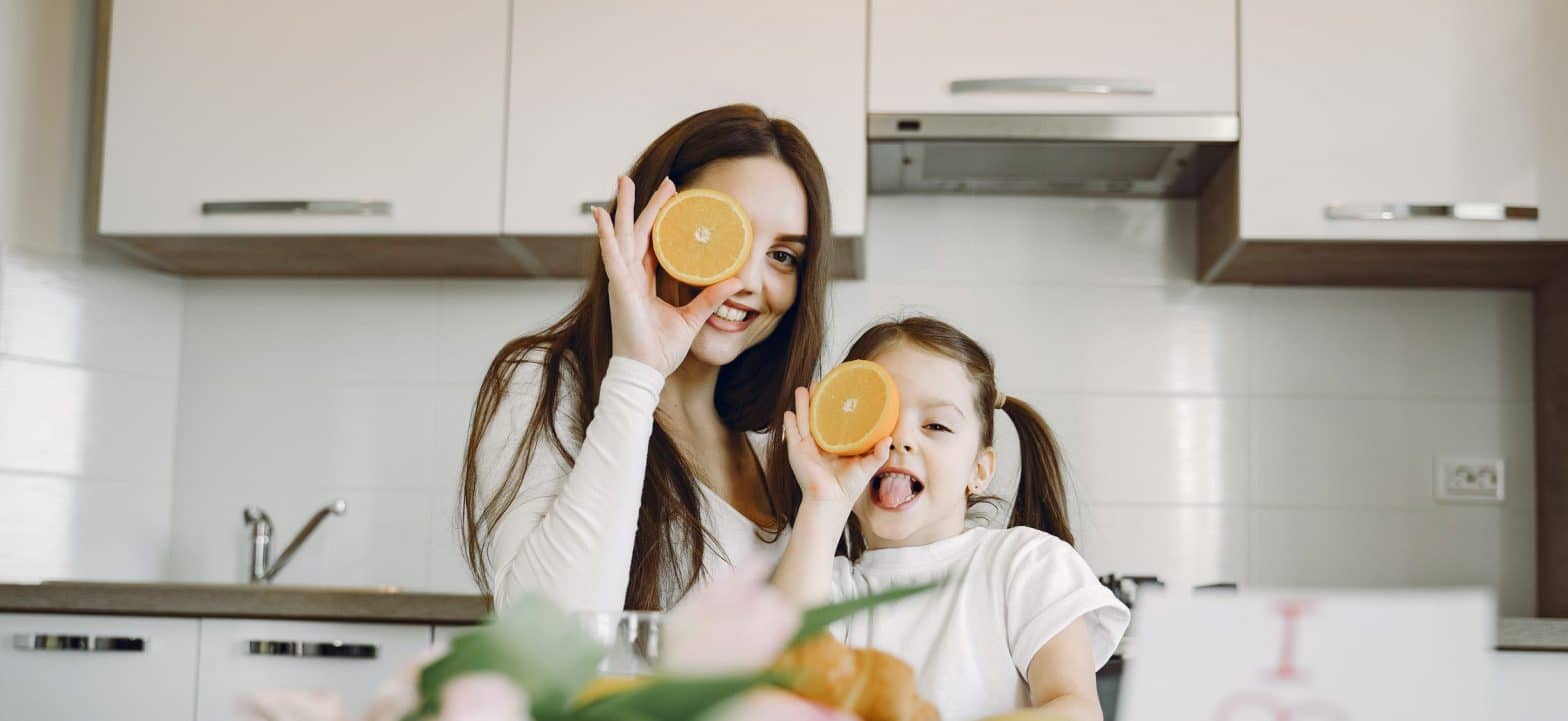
[237,688,347,721]
[438,673,529,721]
[659,558,802,675]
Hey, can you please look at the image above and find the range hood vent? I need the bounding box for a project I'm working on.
[869,113,1237,198]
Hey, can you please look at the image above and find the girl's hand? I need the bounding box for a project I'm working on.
[782,387,892,513]
[592,175,743,376]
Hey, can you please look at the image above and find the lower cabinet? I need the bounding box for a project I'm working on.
[195,619,434,721]
[0,613,200,721]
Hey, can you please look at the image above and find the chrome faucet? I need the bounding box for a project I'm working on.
[242,499,348,584]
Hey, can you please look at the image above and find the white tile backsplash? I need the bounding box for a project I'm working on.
[1250,398,1415,507]
[830,282,1254,394]
[1249,508,1418,587]
[175,381,444,493]
[1077,505,1250,592]
[180,279,446,384]
[861,196,1197,287]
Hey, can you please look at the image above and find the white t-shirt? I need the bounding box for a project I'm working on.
[829,526,1130,721]
[477,352,785,611]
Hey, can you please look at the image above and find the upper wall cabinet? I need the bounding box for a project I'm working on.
[869,0,1235,115]
[1200,0,1568,286]
[99,0,509,237]
[503,1,868,238]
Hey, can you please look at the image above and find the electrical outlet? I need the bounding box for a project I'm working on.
[1435,457,1505,503]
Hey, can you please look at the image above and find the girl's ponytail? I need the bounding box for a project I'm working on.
[998,395,1073,545]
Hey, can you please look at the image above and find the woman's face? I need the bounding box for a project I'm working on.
[680,156,808,367]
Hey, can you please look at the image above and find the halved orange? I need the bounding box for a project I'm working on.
[651,188,753,286]
[810,360,901,456]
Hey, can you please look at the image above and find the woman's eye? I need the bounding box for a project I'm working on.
[768,249,799,268]
[924,423,952,433]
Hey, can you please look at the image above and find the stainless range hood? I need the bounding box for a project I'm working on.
[868,113,1238,198]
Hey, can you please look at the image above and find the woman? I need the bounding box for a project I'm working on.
[460,104,834,612]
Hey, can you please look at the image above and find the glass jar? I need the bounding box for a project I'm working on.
[576,611,662,677]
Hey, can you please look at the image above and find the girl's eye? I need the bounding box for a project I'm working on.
[924,423,952,433]
[768,249,799,268]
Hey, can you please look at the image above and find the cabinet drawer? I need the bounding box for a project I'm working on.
[0,613,199,721]
[194,619,431,721]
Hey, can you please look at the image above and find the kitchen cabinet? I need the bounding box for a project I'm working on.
[98,0,509,237]
[1199,0,1568,286]
[0,613,200,721]
[869,0,1235,116]
[502,1,867,238]
[194,618,432,721]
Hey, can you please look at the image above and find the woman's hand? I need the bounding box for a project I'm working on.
[782,387,892,515]
[592,175,743,376]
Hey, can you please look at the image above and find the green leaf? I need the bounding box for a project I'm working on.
[570,672,785,721]
[413,595,605,720]
[789,578,946,646]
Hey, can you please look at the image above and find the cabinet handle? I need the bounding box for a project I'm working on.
[1324,203,1539,221]
[580,201,602,215]
[201,200,392,216]
[949,77,1155,95]
[247,640,378,659]
[14,634,147,652]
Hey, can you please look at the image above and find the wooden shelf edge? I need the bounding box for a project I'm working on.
[102,234,867,280]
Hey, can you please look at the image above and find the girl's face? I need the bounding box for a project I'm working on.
[680,156,809,368]
[853,342,997,550]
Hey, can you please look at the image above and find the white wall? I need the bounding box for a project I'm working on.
[166,195,1536,616]
[0,0,185,582]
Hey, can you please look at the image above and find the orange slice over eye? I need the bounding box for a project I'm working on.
[651,188,753,286]
[810,360,901,456]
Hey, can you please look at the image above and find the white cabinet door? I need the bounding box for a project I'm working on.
[194,619,431,721]
[0,613,199,721]
[1239,0,1540,242]
[869,0,1235,115]
[99,0,508,236]
[503,1,867,237]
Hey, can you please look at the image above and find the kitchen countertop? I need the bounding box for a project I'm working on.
[0,581,490,625]
[4,582,1567,650]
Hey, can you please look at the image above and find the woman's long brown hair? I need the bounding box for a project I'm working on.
[840,316,1074,557]
[460,105,832,609]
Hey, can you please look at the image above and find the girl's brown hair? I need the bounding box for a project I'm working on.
[840,315,1073,556]
[460,104,832,609]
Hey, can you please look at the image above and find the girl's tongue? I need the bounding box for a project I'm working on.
[872,472,920,510]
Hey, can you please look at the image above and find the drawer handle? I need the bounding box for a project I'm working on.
[580,201,603,215]
[14,634,147,652]
[1324,203,1539,221]
[247,640,378,659]
[949,76,1155,95]
[201,200,392,216]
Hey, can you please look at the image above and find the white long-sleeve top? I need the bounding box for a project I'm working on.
[475,353,787,612]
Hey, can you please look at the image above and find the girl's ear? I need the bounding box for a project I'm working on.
[970,446,997,495]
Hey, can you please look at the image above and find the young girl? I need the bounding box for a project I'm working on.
[774,316,1130,721]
